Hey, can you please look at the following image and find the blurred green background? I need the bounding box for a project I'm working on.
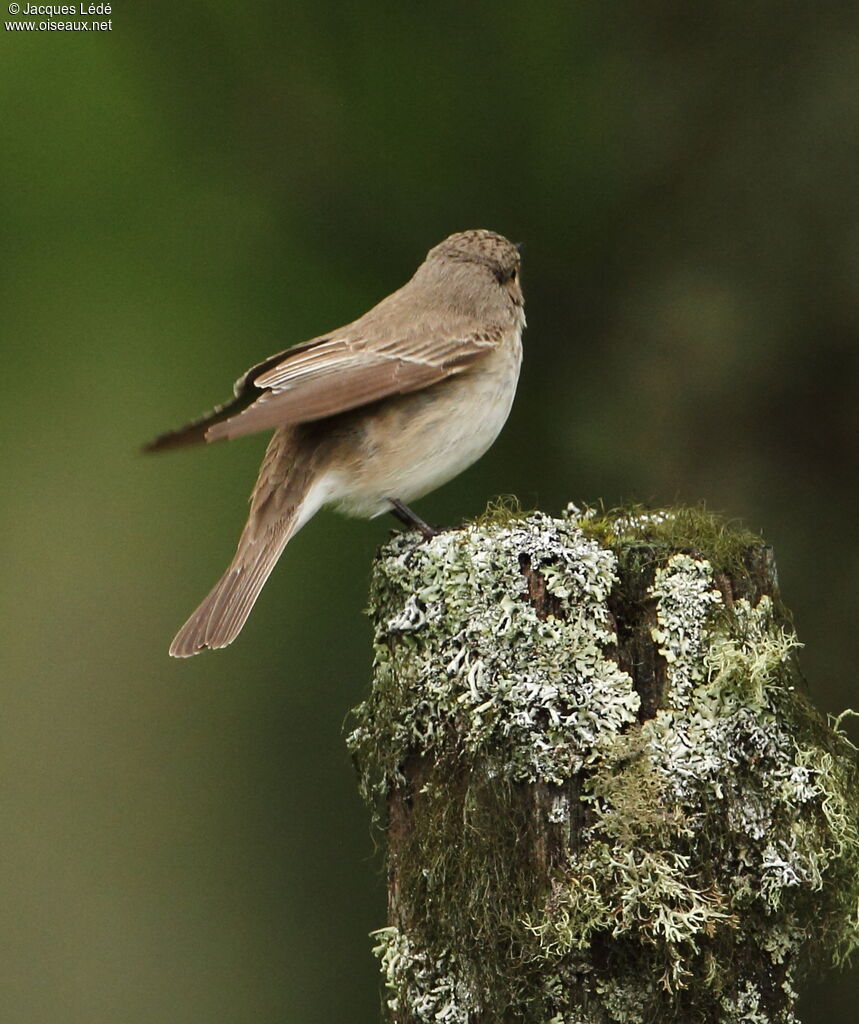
[2,2,858,1021]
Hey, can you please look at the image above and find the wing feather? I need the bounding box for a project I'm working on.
[141,338,330,453]
[204,325,502,443]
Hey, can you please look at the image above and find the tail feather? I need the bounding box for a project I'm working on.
[167,427,324,657]
[169,522,294,657]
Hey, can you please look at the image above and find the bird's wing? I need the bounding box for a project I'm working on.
[201,322,504,443]
[141,342,315,452]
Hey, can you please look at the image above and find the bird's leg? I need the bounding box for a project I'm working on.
[388,498,438,540]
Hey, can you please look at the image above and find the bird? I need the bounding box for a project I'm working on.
[144,229,525,657]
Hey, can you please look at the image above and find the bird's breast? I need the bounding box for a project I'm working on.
[328,329,523,517]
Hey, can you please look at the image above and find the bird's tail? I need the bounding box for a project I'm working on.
[169,431,323,657]
[169,520,295,657]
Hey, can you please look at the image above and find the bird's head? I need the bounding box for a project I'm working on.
[424,229,524,316]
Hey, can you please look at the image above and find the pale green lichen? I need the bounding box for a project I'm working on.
[649,553,724,699]
[349,512,639,800]
[350,504,859,1023]
[372,926,478,1024]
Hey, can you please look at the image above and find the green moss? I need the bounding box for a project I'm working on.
[469,493,535,529]
[350,503,859,1023]
[575,502,764,575]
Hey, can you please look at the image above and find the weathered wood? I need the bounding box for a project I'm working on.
[349,505,859,1024]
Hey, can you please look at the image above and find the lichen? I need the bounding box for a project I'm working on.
[349,504,859,1023]
[373,926,479,1024]
[349,511,640,801]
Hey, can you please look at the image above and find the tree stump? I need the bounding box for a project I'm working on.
[348,504,859,1024]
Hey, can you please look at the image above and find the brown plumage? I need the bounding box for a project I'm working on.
[145,229,525,656]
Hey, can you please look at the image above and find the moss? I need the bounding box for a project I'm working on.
[349,503,859,1023]
[575,501,764,577]
[469,493,535,529]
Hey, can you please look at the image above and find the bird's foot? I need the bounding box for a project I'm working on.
[388,498,438,541]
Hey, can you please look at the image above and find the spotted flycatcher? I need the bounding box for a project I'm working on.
[145,229,525,656]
